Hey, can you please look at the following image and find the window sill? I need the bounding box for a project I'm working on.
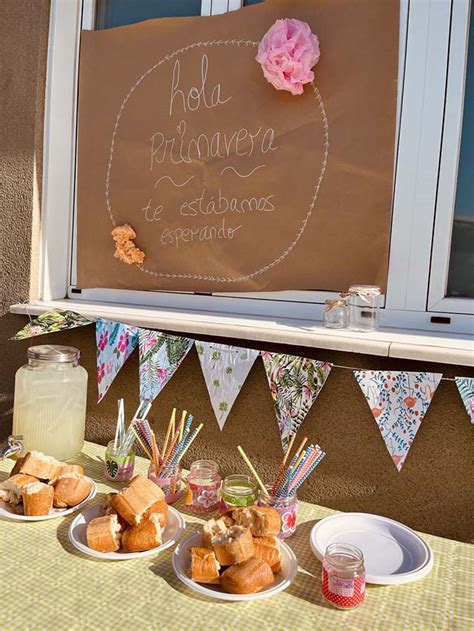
[10,299,474,367]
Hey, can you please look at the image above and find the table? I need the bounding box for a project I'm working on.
[1,442,472,630]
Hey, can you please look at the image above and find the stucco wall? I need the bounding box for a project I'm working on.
[0,1,472,543]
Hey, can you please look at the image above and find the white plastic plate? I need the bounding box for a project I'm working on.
[172,532,298,601]
[310,512,434,585]
[0,477,96,522]
[68,502,185,560]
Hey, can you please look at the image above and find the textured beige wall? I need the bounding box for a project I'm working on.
[0,1,472,543]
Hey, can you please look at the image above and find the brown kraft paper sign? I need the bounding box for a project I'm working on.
[76,0,399,292]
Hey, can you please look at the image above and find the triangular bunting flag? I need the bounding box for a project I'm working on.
[12,310,92,340]
[455,377,474,424]
[96,318,139,402]
[261,352,332,452]
[354,370,442,471]
[139,329,193,403]
[196,342,259,430]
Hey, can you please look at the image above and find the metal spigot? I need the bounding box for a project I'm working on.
[0,435,24,460]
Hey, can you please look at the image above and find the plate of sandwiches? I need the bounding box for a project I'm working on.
[0,450,96,521]
[69,475,185,560]
[173,506,298,601]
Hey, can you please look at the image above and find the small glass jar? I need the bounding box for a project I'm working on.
[324,299,348,329]
[258,489,298,539]
[322,543,366,610]
[185,460,221,513]
[220,475,259,513]
[148,464,183,504]
[12,345,88,460]
[104,441,135,482]
[347,285,381,332]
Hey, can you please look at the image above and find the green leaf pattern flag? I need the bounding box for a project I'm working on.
[196,342,259,430]
[455,377,474,424]
[261,352,332,452]
[139,329,193,403]
[12,310,93,340]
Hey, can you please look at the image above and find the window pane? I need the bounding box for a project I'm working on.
[96,0,202,30]
[244,1,264,5]
[447,12,474,298]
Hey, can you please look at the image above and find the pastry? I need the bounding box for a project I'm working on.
[86,514,122,553]
[52,474,92,508]
[232,506,281,537]
[55,464,84,478]
[191,547,221,584]
[252,536,282,573]
[111,475,166,526]
[212,525,255,566]
[9,456,26,477]
[0,473,38,506]
[201,515,234,548]
[121,513,162,552]
[19,451,61,481]
[22,482,54,516]
[220,558,274,594]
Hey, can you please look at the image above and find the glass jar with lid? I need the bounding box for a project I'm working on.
[185,460,221,513]
[220,474,259,512]
[322,543,366,609]
[12,345,88,460]
[347,285,381,332]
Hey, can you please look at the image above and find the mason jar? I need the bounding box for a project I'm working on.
[347,285,381,332]
[220,474,259,513]
[185,460,222,513]
[12,345,88,460]
[258,489,298,539]
[324,299,348,329]
[322,543,366,609]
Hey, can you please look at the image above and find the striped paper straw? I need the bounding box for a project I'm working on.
[291,452,326,494]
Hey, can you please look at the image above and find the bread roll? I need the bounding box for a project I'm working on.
[191,547,221,584]
[121,513,162,552]
[201,515,234,548]
[52,474,92,508]
[87,514,122,553]
[56,464,84,478]
[22,482,54,516]
[145,499,169,527]
[252,536,282,573]
[232,506,281,537]
[111,475,166,526]
[212,525,254,566]
[19,451,61,481]
[221,558,274,594]
[9,456,25,477]
[0,474,38,506]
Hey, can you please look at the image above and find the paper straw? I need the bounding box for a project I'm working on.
[162,408,176,455]
[291,452,326,493]
[293,437,309,469]
[113,399,124,451]
[177,423,203,464]
[131,424,153,460]
[271,433,297,495]
[237,446,269,498]
[178,410,187,441]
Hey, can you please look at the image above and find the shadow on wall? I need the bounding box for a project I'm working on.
[1,310,473,543]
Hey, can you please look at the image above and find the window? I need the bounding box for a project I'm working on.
[34,0,473,337]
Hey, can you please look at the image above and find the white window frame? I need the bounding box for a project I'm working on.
[32,0,474,337]
[428,0,473,314]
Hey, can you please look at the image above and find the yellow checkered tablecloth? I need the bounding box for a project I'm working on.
[0,442,472,630]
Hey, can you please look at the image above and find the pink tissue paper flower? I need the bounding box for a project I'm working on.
[256,18,320,96]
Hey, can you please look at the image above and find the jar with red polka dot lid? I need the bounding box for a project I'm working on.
[322,543,366,610]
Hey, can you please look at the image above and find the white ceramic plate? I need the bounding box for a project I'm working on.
[68,502,185,560]
[310,512,433,585]
[0,477,97,522]
[172,532,298,601]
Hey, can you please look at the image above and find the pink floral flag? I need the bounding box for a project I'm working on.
[261,352,332,452]
[96,318,139,402]
[139,329,193,403]
[354,371,442,471]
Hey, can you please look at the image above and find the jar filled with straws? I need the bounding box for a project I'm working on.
[259,488,298,539]
[148,464,183,504]
[104,440,135,482]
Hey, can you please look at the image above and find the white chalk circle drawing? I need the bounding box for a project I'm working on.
[106,40,329,283]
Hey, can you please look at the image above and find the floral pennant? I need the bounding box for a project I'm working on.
[96,318,139,402]
[261,352,332,452]
[12,310,93,340]
[354,370,442,471]
[139,329,193,403]
[455,377,474,424]
[196,342,259,430]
